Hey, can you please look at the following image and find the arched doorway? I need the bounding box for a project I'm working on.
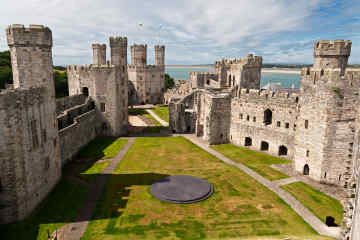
[264,109,272,125]
[278,145,288,156]
[261,141,269,151]
[245,137,252,146]
[303,164,310,175]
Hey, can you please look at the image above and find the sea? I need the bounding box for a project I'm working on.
[165,67,300,89]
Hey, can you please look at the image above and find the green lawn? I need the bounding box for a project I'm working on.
[211,144,290,181]
[128,108,166,133]
[78,137,128,160]
[281,182,343,226]
[82,137,332,240]
[0,137,130,240]
[151,106,169,123]
[0,179,88,240]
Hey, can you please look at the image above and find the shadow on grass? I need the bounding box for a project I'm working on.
[0,172,170,240]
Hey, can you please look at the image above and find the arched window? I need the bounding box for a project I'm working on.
[206,80,210,85]
[264,109,272,125]
[278,145,288,156]
[261,141,269,151]
[228,75,232,86]
[82,87,89,97]
[245,137,252,146]
[303,164,310,175]
[233,75,235,86]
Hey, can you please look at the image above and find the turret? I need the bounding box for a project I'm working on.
[6,24,54,95]
[109,36,127,66]
[131,44,147,65]
[313,40,352,75]
[155,45,165,66]
[92,43,106,65]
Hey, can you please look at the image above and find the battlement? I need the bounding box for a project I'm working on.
[109,36,127,47]
[214,54,262,68]
[67,63,115,72]
[189,71,217,76]
[92,43,106,49]
[6,24,52,47]
[131,44,147,49]
[314,40,352,56]
[235,88,299,104]
[155,45,165,51]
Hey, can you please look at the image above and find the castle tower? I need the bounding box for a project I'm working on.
[294,40,356,186]
[155,45,165,66]
[6,24,55,97]
[2,24,61,223]
[110,37,127,66]
[131,44,147,65]
[313,40,351,75]
[92,43,106,65]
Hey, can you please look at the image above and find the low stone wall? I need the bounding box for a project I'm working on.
[58,109,99,166]
[56,94,87,115]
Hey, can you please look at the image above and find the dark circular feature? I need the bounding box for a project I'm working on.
[150,175,214,204]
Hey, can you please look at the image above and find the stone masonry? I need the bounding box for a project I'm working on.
[128,44,165,105]
[170,40,358,188]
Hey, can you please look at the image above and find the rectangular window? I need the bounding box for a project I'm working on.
[285,122,289,128]
[306,150,310,157]
[247,115,250,121]
[42,129,47,143]
[277,121,281,127]
[101,103,106,112]
[253,117,256,122]
[305,120,309,129]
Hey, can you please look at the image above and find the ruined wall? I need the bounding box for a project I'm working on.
[230,89,298,159]
[0,88,61,224]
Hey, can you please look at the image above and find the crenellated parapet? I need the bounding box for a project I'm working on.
[109,36,128,47]
[6,24,52,47]
[214,54,262,68]
[235,88,300,105]
[313,40,352,74]
[314,40,352,57]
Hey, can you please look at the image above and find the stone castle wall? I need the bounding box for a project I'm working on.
[58,109,98,166]
[229,89,299,160]
[67,64,128,136]
[0,87,61,224]
[128,44,165,105]
[56,94,87,115]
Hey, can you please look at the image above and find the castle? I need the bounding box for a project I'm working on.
[169,40,360,239]
[128,44,165,105]
[1,24,360,240]
[0,24,129,224]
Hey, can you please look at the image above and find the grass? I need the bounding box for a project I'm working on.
[82,137,332,240]
[78,137,128,160]
[281,182,344,226]
[151,105,169,123]
[0,137,130,240]
[128,108,166,133]
[0,179,88,240]
[211,144,290,181]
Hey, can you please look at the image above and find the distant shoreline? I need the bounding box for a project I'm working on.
[166,65,301,74]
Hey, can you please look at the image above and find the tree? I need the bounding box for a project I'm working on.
[164,73,175,89]
[0,50,12,89]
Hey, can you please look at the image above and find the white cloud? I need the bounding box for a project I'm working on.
[0,0,358,64]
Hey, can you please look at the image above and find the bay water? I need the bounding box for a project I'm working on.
[165,67,300,89]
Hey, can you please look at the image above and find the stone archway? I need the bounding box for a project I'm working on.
[261,141,269,151]
[245,137,252,146]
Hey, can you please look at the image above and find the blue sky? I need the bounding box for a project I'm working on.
[0,0,359,65]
